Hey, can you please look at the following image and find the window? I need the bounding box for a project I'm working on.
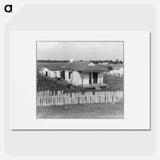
[69,71,72,79]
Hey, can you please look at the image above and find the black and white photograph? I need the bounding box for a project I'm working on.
[36,41,124,119]
[9,30,150,130]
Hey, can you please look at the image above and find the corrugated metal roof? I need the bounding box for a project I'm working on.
[82,65,107,72]
[61,61,107,72]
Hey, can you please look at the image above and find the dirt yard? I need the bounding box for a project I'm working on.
[37,102,124,119]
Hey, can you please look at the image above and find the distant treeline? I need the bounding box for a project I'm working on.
[90,59,123,64]
[37,59,123,64]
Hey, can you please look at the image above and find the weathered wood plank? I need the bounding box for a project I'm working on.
[37,90,124,106]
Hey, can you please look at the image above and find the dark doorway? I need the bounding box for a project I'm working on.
[93,72,98,84]
[61,71,65,79]
[89,73,92,84]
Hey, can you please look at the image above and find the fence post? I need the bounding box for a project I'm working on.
[37,90,123,106]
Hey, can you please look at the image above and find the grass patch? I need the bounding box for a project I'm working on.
[103,74,123,91]
[37,103,124,119]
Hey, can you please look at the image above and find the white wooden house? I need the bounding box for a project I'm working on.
[109,67,123,76]
[39,67,60,78]
[39,67,49,76]
[60,61,107,88]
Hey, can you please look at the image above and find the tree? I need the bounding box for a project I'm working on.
[116,59,119,64]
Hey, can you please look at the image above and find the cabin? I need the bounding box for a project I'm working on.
[109,67,123,76]
[39,67,49,76]
[39,67,60,78]
[60,61,108,88]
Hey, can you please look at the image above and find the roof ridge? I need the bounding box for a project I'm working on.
[60,61,107,72]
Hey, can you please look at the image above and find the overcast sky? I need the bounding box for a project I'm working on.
[37,41,123,61]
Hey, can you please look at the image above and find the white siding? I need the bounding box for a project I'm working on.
[65,70,69,81]
[65,70,82,85]
[72,71,82,85]
[64,70,104,86]
[48,71,61,78]
[82,73,89,85]
[98,72,103,84]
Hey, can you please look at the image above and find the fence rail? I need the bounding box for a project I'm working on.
[37,90,123,106]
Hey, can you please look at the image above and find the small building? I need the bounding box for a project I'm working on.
[39,67,61,78]
[60,61,107,88]
[109,67,123,76]
[39,67,49,76]
[48,70,61,78]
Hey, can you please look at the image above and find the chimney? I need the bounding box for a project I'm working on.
[69,58,73,63]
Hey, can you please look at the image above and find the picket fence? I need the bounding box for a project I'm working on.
[37,90,123,106]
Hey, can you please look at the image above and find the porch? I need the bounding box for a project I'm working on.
[80,83,108,89]
[81,71,107,89]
